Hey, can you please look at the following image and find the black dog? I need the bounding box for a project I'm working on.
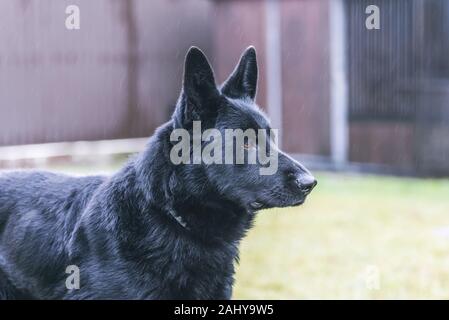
[0,47,316,299]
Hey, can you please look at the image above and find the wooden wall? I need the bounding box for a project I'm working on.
[212,0,331,156]
[0,0,212,146]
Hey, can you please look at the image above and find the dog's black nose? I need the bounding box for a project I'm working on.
[289,173,317,195]
[299,176,317,195]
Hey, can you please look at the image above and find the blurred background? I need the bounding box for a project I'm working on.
[1,0,449,299]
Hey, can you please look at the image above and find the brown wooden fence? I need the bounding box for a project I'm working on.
[212,0,331,157]
[0,0,212,146]
[1,0,449,176]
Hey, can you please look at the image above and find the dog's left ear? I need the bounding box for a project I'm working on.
[221,46,258,101]
[182,47,219,117]
[173,47,220,128]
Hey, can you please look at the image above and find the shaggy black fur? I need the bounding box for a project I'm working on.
[0,47,316,299]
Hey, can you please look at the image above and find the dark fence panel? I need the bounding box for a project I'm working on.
[346,0,449,175]
[347,0,419,122]
[415,0,449,175]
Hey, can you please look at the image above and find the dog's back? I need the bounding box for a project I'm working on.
[0,171,105,297]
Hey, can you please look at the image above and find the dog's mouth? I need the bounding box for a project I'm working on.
[250,198,305,210]
[250,201,264,210]
[291,199,305,206]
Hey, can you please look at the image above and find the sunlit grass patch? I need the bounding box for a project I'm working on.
[234,173,449,299]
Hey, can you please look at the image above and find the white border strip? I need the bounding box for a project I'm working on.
[0,138,148,161]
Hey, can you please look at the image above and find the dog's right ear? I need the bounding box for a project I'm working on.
[174,47,219,127]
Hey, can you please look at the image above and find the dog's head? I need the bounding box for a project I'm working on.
[170,47,316,211]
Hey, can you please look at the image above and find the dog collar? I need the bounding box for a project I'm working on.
[168,208,189,230]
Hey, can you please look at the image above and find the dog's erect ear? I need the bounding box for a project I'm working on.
[221,46,258,100]
[180,47,219,120]
[173,47,219,128]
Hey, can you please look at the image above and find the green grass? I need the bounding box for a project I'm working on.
[37,163,449,299]
[234,173,449,299]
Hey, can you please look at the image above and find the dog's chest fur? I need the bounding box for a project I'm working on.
[62,161,251,299]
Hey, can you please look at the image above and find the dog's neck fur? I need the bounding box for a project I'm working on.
[68,122,249,299]
[132,121,255,247]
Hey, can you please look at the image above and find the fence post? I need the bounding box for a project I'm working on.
[330,0,349,168]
